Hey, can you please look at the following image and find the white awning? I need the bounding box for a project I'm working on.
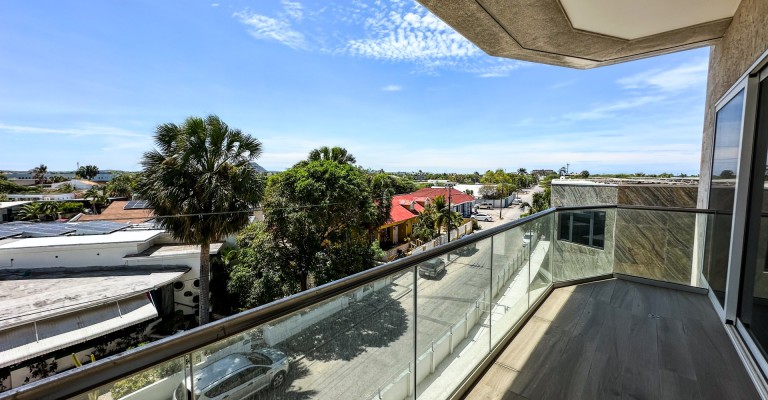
[0,295,157,368]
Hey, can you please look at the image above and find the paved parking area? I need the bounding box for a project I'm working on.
[475,185,544,229]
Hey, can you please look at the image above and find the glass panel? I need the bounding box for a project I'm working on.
[416,238,491,399]
[530,213,554,302]
[558,212,570,241]
[552,209,615,282]
[592,211,606,248]
[489,224,530,347]
[614,208,700,286]
[190,268,414,400]
[742,77,768,359]
[68,357,189,400]
[571,211,592,246]
[705,89,745,306]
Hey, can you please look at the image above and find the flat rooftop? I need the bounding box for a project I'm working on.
[466,279,758,399]
[0,229,164,249]
[125,243,224,258]
[0,265,189,329]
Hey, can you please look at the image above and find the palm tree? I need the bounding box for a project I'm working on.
[18,202,44,221]
[31,164,48,185]
[307,146,356,165]
[40,202,60,221]
[84,186,108,214]
[137,115,264,324]
[433,195,463,238]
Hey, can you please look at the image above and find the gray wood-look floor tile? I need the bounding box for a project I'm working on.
[464,279,760,400]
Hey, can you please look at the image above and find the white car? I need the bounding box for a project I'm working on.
[475,213,494,222]
[174,350,290,400]
[523,232,533,247]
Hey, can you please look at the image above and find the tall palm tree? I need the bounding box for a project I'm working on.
[307,146,356,165]
[31,164,48,185]
[84,186,108,214]
[137,115,264,324]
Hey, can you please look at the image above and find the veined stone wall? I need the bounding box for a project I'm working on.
[698,0,768,207]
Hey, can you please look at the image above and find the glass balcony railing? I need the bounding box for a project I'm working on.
[3,206,716,400]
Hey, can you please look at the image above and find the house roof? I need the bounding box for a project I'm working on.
[0,229,164,250]
[405,187,475,206]
[77,200,154,224]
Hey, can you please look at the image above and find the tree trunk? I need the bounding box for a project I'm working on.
[199,242,211,324]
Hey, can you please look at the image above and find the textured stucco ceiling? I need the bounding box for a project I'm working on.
[417,0,737,69]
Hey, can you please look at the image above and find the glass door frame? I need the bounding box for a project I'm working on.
[724,47,768,376]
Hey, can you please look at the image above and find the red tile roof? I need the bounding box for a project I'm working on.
[400,187,475,206]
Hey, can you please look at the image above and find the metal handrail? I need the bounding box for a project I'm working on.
[1,205,716,399]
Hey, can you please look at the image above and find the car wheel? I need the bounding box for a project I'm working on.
[271,371,287,389]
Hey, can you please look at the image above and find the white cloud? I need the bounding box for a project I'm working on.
[233,10,306,50]
[565,96,665,120]
[618,60,708,92]
[474,62,525,78]
[281,0,303,21]
[0,123,145,138]
[346,9,479,62]
[381,84,402,91]
[232,1,524,77]
[211,3,219,7]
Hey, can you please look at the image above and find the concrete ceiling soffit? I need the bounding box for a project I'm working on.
[418,0,732,69]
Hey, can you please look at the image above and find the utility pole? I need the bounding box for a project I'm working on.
[447,183,453,243]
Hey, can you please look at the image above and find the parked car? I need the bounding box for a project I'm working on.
[174,350,290,400]
[475,213,494,222]
[511,198,522,205]
[451,242,477,257]
[419,258,446,279]
[477,201,494,209]
[523,232,533,247]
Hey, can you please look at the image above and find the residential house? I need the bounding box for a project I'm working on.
[50,179,99,191]
[0,202,30,223]
[376,196,423,250]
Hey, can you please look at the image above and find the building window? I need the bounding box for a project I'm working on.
[558,211,606,249]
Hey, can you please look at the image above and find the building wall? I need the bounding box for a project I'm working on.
[698,0,768,207]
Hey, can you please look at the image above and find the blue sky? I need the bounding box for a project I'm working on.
[0,0,709,174]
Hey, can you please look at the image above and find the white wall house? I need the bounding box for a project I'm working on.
[6,193,75,201]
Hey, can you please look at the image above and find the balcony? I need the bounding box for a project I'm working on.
[2,206,759,400]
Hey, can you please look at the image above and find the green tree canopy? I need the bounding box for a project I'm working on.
[137,115,265,323]
[262,159,388,291]
[106,173,139,198]
[77,165,100,180]
[306,146,356,165]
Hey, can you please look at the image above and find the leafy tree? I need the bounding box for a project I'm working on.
[31,164,47,185]
[479,184,500,199]
[106,173,138,198]
[77,165,100,180]
[434,195,463,237]
[56,183,75,193]
[411,202,438,242]
[717,170,736,179]
[0,194,7,202]
[306,146,356,165]
[226,222,299,310]
[658,172,673,178]
[579,170,590,178]
[262,158,387,291]
[137,115,265,324]
[0,180,35,194]
[370,173,417,196]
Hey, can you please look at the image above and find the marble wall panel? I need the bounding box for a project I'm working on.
[613,209,696,285]
[550,185,617,207]
[617,185,698,208]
